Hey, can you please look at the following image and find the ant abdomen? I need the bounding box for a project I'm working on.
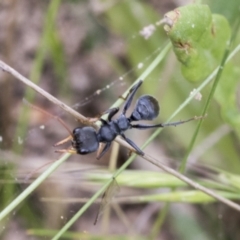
[130,95,160,121]
[72,127,99,154]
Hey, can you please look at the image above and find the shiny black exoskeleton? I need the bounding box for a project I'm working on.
[72,80,194,159]
[72,80,161,159]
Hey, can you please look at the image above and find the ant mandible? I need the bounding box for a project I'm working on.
[55,80,201,159]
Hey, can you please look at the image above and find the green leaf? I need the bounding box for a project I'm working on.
[164,4,231,82]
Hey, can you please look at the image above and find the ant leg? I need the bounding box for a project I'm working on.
[100,118,108,125]
[122,80,143,115]
[86,108,119,123]
[23,99,73,136]
[55,148,77,154]
[54,135,72,147]
[101,107,119,121]
[107,108,119,121]
[121,133,144,156]
[100,108,120,124]
[97,142,111,160]
[131,116,203,129]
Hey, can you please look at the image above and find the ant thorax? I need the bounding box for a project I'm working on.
[97,121,119,142]
[97,114,132,143]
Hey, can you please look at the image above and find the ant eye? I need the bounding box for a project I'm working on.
[130,95,160,121]
[73,127,99,154]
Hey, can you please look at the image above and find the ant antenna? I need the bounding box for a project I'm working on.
[22,99,75,181]
[24,159,57,183]
[23,99,73,136]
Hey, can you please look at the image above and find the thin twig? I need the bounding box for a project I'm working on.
[0,61,89,126]
[144,153,240,212]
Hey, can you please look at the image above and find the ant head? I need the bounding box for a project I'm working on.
[130,95,160,121]
[72,127,99,154]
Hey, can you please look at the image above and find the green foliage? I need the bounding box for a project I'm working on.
[164,4,231,82]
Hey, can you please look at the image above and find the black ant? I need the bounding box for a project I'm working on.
[54,80,202,159]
